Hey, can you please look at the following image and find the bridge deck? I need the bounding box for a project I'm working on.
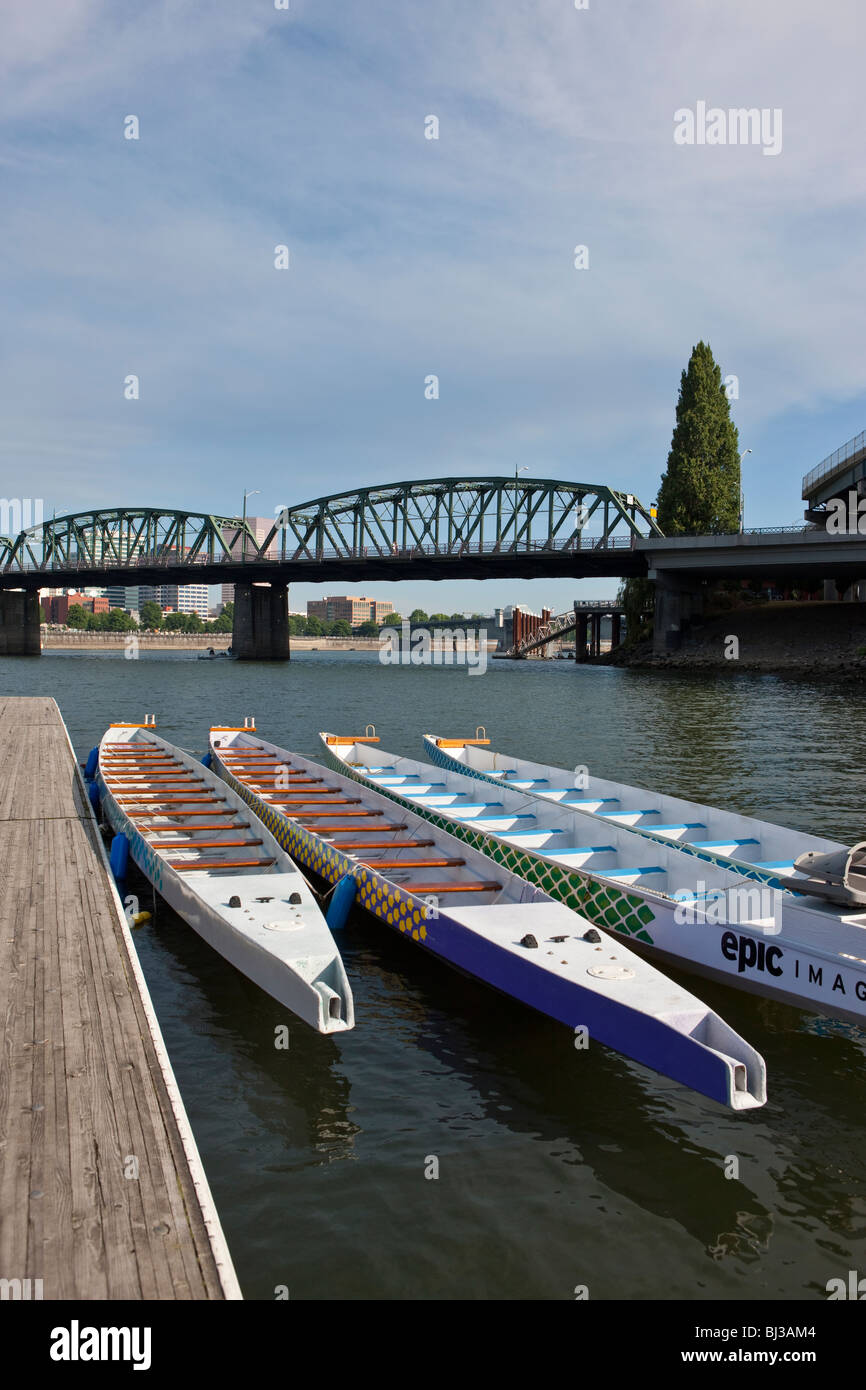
[0,697,239,1299]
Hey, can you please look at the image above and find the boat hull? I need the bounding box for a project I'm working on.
[326,740,866,1027]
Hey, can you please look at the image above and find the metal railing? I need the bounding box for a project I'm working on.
[802,430,866,496]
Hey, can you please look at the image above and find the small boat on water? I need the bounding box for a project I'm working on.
[210,724,766,1110]
[424,732,846,891]
[94,721,354,1033]
[198,646,235,660]
[323,733,866,1027]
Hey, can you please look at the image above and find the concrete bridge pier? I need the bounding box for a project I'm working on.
[650,571,703,654]
[0,589,41,655]
[232,581,290,661]
[575,611,589,662]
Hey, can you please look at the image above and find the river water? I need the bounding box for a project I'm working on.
[3,649,866,1300]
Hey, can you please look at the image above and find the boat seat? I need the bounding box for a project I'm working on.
[597,807,659,818]
[602,866,665,878]
[450,803,504,812]
[130,809,235,819]
[466,813,536,822]
[691,837,760,848]
[170,857,276,870]
[142,817,250,828]
[294,807,381,818]
[266,795,359,805]
[566,797,620,806]
[545,845,617,857]
[403,881,501,894]
[647,823,707,833]
[317,822,408,834]
[117,794,226,803]
[752,860,796,870]
[156,839,263,850]
[501,828,565,838]
[336,839,436,850]
[360,857,466,870]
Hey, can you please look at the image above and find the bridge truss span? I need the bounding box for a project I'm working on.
[265,477,662,563]
[0,480,662,586]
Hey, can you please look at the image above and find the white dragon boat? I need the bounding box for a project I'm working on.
[95,721,354,1033]
[423,732,846,890]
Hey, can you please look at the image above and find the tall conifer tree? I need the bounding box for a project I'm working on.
[656,341,740,535]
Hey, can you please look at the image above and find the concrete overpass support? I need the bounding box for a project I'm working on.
[0,590,41,655]
[611,613,622,648]
[232,581,290,661]
[651,572,703,655]
[575,611,588,662]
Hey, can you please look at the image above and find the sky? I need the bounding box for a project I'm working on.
[1,0,864,614]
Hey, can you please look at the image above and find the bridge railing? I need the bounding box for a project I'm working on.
[802,430,866,497]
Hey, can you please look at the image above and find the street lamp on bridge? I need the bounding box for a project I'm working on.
[514,466,529,541]
[242,489,261,561]
[739,449,752,533]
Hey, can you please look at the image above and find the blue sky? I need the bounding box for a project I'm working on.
[1,0,864,614]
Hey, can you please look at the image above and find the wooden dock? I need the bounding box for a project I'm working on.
[0,697,240,1299]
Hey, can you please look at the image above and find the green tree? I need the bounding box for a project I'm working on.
[381,612,402,627]
[107,607,136,631]
[66,604,89,629]
[288,615,306,636]
[304,615,325,636]
[656,341,740,535]
[615,577,654,647]
[186,611,205,633]
[86,611,110,630]
[331,619,352,637]
[429,613,450,623]
[449,613,465,622]
[163,611,188,631]
[221,601,234,621]
[139,601,163,630]
[39,605,48,624]
[358,620,379,636]
[211,611,233,633]
[409,609,428,624]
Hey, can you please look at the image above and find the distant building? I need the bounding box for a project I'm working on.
[156,584,209,619]
[306,596,394,626]
[42,593,109,623]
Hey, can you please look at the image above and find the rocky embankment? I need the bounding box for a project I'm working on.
[605,601,866,678]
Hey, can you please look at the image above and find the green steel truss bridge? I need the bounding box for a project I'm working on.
[0,479,662,588]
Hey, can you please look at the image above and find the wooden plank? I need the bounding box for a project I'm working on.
[0,699,237,1300]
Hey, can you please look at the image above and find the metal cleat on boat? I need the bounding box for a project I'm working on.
[781,842,866,906]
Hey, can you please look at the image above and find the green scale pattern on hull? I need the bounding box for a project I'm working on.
[326,754,658,945]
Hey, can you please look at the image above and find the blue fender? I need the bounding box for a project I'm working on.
[87,781,101,813]
[109,833,129,885]
[84,746,99,779]
[201,751,212,769]
[326,874,357,930]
